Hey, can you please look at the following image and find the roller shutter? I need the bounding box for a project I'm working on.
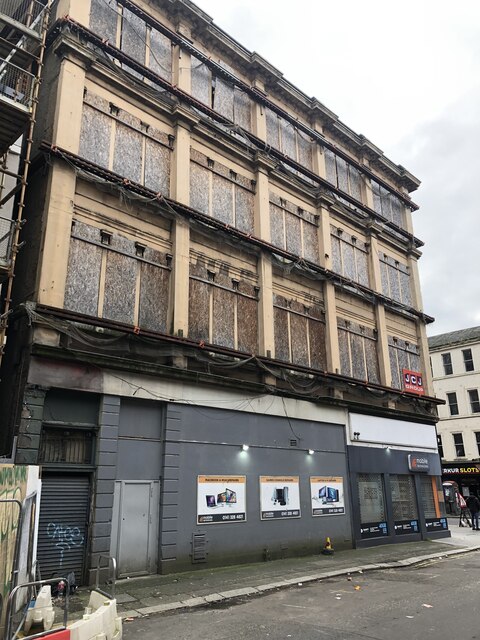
[37,474,90,584]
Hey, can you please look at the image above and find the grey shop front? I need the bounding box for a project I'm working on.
[348,446,449,547]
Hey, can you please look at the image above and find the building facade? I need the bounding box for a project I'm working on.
[429,326,480,500]
[0,0,446,584]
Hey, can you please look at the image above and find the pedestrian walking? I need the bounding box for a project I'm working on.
[456,492,471,527]
[466,494,480,530]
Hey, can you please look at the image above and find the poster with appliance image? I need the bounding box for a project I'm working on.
[310,476,345,516]
[259,476,301,520]
[197,475,246,524]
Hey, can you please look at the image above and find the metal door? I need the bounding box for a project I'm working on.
[110,480,159,577]
[37,474,90,583]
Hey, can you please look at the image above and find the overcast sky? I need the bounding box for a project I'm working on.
[193,0,480,336]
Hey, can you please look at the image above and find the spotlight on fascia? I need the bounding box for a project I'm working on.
[308,449,315,455]
[242,444,250,451]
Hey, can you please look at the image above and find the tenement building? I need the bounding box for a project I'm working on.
[0,0,446,584]
[429,327,480,501]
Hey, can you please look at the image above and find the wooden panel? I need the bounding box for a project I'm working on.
[214,77,234,121]
[79,106,111,168]
[64,238,102,317]
[190,162,209,214]
[212,287,235,348]
[188,279,210,341]
[350,333,366,380]
[103,252,137,324]
[149,29,172,81]
[144,140,170,196]
[113,123,142,183]
[290,313,309,367]
[212,174,233,225]
[138,263,169,332]
[285,213,301,257]
[235,187,254,234]
[237,296,258,353]
[191,59,211,106]
[309,320,326,370]
[274,307,289,362]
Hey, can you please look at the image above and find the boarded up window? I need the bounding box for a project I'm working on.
[144,139,170,196]
[324,149,363,203]
[190,163,209,214]
[269,193,319,263]
[65,221,170,330]
[371,180,405,229]
[80,93,171,194]
[380,254,411,305]
[189,149,255,233]
[121,8,146,68]
[330,226,369,287]
[337,319,379,383]
[265,110,313,171]
[388,337,421,390]
[188,257,258,352]
[138,263,170,332]
[212,174,234,225]
[103,252,137,324]
[90,0,118,43]
[191,58,212,106]
[214,77,234,121]
[64,238,102,317]
[113,123,142,184]
[233,87,251,131]
[79,105,112,168]
[149,28,172,81]
[273,294,326,369]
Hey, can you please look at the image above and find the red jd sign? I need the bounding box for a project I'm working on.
[403,369,424,395]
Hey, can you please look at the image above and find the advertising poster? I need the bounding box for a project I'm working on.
[197,475,246,524]
[259,476,301,520]
[425,517,448,532]
[310,476,345,516]
[360,521,388,539]
[394,520,419,535]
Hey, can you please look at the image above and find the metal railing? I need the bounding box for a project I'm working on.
[0,60,35,109]
[0,216,15,266]
[0,0,47,35]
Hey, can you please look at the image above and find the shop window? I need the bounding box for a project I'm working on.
[453,433,465,457]
[419,475,446,519]
[468,389,480,414]
[442,352,453,375]
[446,392,459,416]
[357,473,386,525]
[390,474,418,521]
[437,434,444,459]
[463,348,474,372]
[39,427,95,465]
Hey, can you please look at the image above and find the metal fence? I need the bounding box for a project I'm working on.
[1,0,47,35]
[0,216,15,266]
[0,60,34,109]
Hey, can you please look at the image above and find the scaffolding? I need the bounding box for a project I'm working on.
[0,0,52,366]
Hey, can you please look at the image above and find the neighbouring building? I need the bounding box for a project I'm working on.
[429,326,480,501]
[0,0,446,585]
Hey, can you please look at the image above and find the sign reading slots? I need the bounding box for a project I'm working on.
[402,369,424,395]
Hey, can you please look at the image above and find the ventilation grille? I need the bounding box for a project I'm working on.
[289,439,298,447]
[191,533,207,563]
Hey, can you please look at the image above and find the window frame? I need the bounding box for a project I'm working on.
[453,432,465,457]
[442,352,453,376]
[475,432,480,457]
[468,389,480,414]
[463,348,475,372]
[437,434,444,458]
[446,392,459,416]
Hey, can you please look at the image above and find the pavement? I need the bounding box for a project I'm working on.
[75,519,480,621]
